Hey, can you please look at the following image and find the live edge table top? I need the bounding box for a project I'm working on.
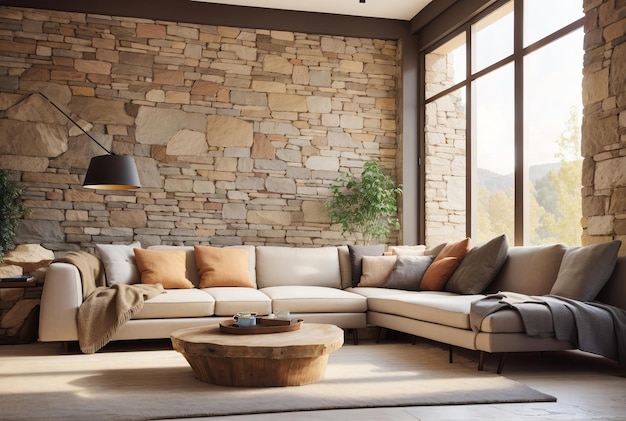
[171,323,344,359]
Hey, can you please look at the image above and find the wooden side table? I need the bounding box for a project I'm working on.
[171,323,344,387]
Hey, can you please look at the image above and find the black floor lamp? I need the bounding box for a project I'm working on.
[38,92,141,191]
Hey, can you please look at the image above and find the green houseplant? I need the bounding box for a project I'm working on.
[326,161,403,244]
[0,169,28,262]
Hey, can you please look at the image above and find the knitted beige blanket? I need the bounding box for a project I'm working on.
[53,251,164,353]
[77,283,164,353]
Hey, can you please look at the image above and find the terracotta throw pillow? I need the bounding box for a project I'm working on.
[194,245,253,288]
[133,248,193,289]
[420,238,471,291]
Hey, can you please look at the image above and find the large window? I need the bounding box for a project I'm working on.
[422,0,583,246]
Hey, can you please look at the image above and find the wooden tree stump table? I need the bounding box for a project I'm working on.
[170,323,344,387]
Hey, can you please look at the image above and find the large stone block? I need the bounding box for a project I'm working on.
[610,39,626,96]
[166,130,208,156]
[206,115,253,147]
[305,156,339,171]
[135,107,206,145]
[265,177,296,194]
[6,94,66,124]
[268,93,307,112]
[222,203,247,220]
[583,68,609,106]
[263,55,293,75]
[609,187,626,213]
[16,220,64,245]
[306,96,332,113]
[0,120,67,157]
[595,156,626,189]
[582,115,618,157]
[110,210,147,228]
[302,200,330,223]
[247,210,291,225]
[68,96,134,125]
[2,244,54,273]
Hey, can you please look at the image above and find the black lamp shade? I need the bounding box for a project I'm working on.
[83,154,141,190]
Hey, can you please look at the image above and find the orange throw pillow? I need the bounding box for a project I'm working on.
[420,238,471,291]
[133,248,193,289]
[194,245,253,288]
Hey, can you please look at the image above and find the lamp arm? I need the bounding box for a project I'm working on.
[37,92,113,155]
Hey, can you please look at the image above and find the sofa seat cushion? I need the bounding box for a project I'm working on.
[479,309,527,333]
[368,292,485,330]
[202,287,272,316]
[260,286,368,313]
[345,286,421,298]
[133,289,215,319]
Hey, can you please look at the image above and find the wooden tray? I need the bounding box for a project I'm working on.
[219,318,303,335]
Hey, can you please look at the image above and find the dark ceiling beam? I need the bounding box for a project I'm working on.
[2,0,410,40]
[413,0,498,51]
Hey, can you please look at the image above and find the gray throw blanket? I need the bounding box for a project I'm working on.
[470,292,626,367]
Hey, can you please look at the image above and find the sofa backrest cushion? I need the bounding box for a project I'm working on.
[486,244,567,295]
[256,246,341,289]
[596,255,626,310]
[338,246,353,289]
[550,240,621,301]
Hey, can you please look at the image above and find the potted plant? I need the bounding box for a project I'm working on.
[0,169,28,262]
[326,161,403,244]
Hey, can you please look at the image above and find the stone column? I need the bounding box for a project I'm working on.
[581,0,626,255]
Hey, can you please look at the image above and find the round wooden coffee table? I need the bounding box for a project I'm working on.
[170,323,344,387]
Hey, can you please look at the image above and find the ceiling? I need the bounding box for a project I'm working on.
[190,0,434,21]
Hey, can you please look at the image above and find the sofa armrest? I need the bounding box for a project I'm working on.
[38,262,83,342]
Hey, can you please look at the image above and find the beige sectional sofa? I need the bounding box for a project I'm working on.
[38,240,626,372]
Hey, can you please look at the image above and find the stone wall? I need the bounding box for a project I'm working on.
[0,6,400,252]
[582,0,626,253]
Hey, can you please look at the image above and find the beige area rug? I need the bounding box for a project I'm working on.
[0,340,555,420]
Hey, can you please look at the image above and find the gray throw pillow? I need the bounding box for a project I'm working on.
[445,234,509,294]
[384,255,434,290]
[348,244,385,287]
[550,240,621,301]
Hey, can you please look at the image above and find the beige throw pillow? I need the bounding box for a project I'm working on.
[358,255,397,287]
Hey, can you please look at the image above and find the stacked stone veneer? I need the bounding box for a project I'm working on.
[582,0,626,253]
[0,7,400,252]
[423,53,467,246]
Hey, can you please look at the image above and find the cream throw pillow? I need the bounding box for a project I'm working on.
[95,242,141,286]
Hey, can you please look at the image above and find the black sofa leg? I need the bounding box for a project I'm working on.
[449,345,454,363]
[375,327,384,343]
[352,328,359,345]
[478,351,485,371]
[497,353,507,374]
